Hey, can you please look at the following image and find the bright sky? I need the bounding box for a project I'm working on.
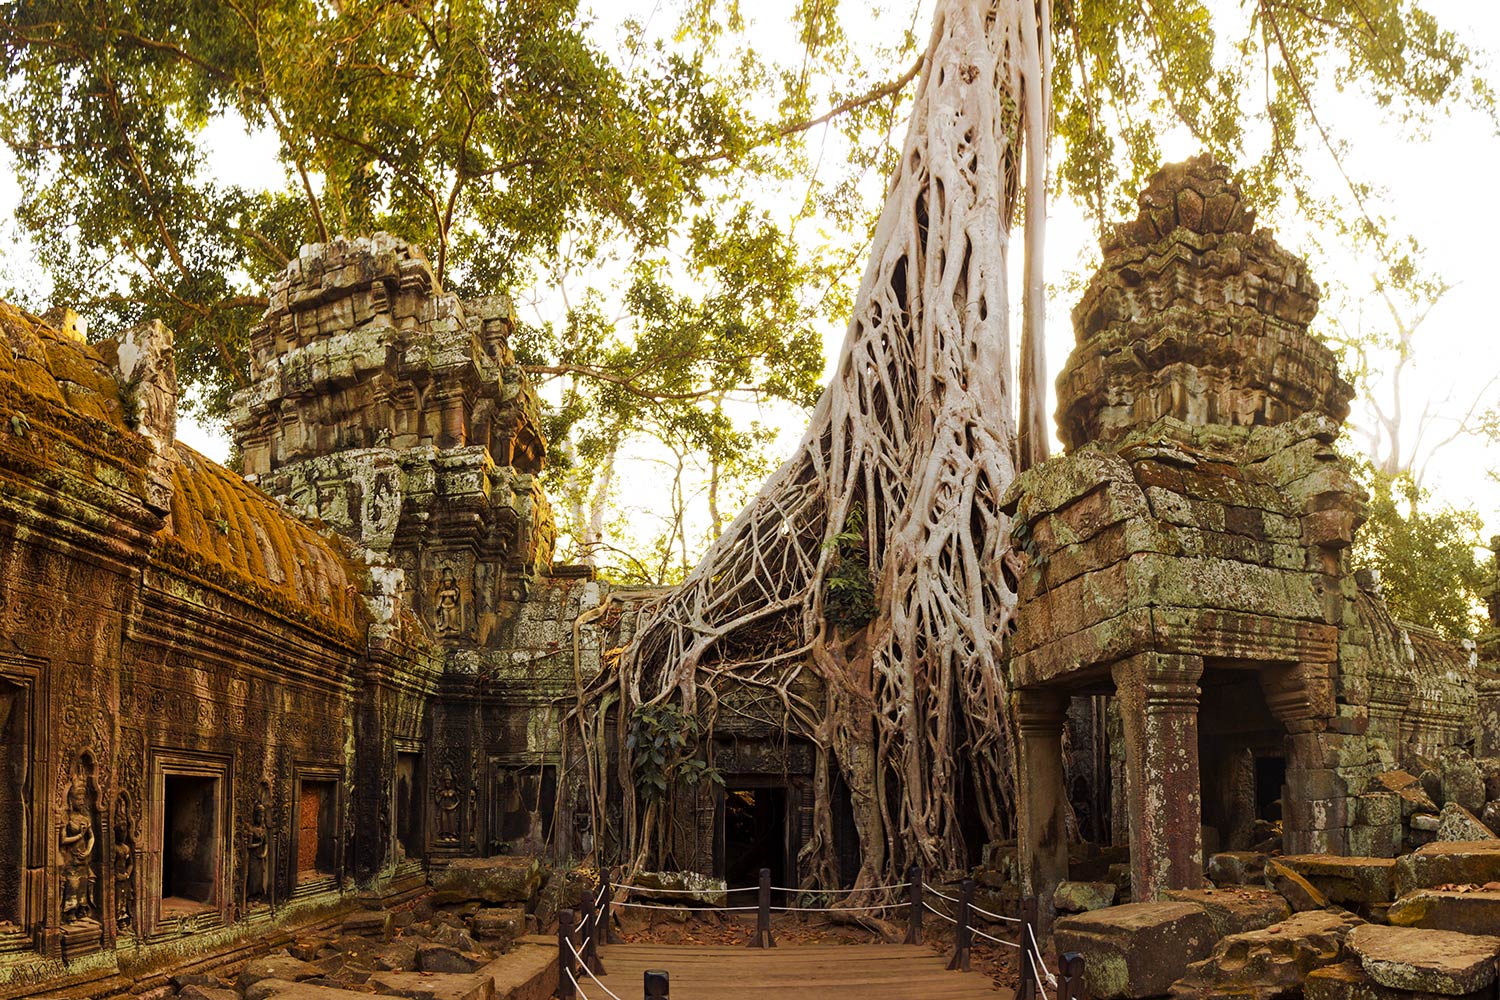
[2,0,1497,558]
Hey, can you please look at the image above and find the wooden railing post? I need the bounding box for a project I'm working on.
[599,869,615,946]
[557,908,576,1000]
[904,863,923,945]
[582,891,606,975]
[1060,951,1086,1000]
[945,878,974,972]
[1018,896,1040,1000]
[747,867,776,948]
[644,968,670,998]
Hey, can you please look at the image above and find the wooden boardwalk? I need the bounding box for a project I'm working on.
[584,943,1014,999]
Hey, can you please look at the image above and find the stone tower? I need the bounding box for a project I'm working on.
[1002,157,1463,922]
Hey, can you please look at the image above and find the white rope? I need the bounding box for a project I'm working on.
[1027,923,1056,985]
[925,886,960,904]
[1028,949,1054,999]
[969,902,1020,924]
[971,925,1019,949]
[615,884,758,895]
[566,969,591,1000]
[767,903,909,913]
[766,881,912,894]
[609,900,761,912]
[566,936,627,1000]
[923,900,958,925]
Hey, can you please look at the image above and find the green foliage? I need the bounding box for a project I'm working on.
[823,501,874,630]
[626,702,721,802]
[1354,465,1486,641]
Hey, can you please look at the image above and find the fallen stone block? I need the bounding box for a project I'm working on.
[1266,859,1329,911]
[1305,961,1493,1000]
[342,909,395,941]
[369,971,495,1000]
[250,984,371,1000]
[1441,749,1487,813]
[1437,803,1497,842]
[1162,887,1290,938]
[1387,888,1500,935]
[177,987,239,1000]
[1208,852,1268,887]
[417,942,486,974]
[476,940,559,1000]
[1346,924,1500,995]
[1375,771,1439,819]
[1169,909,1360,1000]
[1054,880,1117,914]
[430,856,544,906]
[1053,901,1216,999]
[1412,813,1441,832]
[1395,840,1500,896]
[626,870,728,906]
[239,954,324,990]
[473,906,527,943]
[1277,855,1397,906]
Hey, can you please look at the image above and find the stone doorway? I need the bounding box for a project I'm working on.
[294,779,337,883]
[1198,666,1289,854]
[394,751,423,862]
[719,785,788,896]
[0,680,25,933]
[160,775,219,913]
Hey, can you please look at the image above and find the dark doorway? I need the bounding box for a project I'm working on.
[1255,755,1287,819]
[0,682,25,926]
[722,786,787,894]
[395,752,422,860]
[162,775,219,907]
[489,765,556,853]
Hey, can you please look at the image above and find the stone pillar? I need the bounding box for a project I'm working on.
[1112,653,1205,900]
[1014,688,1070,931]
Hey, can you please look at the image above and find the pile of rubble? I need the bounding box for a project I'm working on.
[1046,752,1500,999]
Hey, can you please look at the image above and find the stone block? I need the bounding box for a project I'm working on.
[1441,751,1487,813]
[1277,855,1396,905]
[1054,880,1117,914]
[177,988,239,1000]
[1162,887,1290,938]
[1437,803,1497,842]
[1053,901,1217,999]
[1265,858,1329,911]
[1169,910,1360,1000]
[1305,961,1493,1000]
[417,943,486,974]
[239,954,324,989]
[368,971,495,1000]
[1388,889,1500,935]
[472,906,527,943]
[430,856,544,905]
[1346,924,1500,994]
[1375,770,1438,818]
[1396,841,1500,896]
[1208,852,1268,886]
[341,909,394,940]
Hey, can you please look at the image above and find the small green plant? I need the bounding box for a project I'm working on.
[823,502,876,629]
[626,702,721,801]
[8,413,30,437]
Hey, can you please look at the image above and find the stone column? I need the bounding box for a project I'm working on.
[1112,653,1205,900]
[1014,688,1070,930]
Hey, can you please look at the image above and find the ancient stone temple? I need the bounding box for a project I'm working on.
[1003,157,1478,923]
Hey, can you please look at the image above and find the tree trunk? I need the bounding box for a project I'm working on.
[572,0,1049,886]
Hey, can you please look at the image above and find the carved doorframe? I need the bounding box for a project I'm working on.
[145,748,232,939]
[289,760,343,893]
[0,653,45,953]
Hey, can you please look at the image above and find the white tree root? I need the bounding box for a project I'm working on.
[566,0,1050,891]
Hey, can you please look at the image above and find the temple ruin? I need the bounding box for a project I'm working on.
[1,159,1499,998]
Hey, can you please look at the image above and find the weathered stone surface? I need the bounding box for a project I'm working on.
[475,941,559,1000]
[1266,859,1330,911]
[417,942,486,974]
[1277,855,1397,906]
[1375,771,1439,818]
[1346,924,1500,994]
[1055,880,1117,914]
[1162,887,1290,938]
[177,987,239,1000]
[369,970,495,1000]
[1437,803,1497,842]
[342,909,395,940]
[473,907,527,943]
[1305,961,1493,1000]
[628,870,729,906]
[1054,902,1216,999]
[239,954,324,989]
[1169,909,1360,1000]
[1396,841,1500,896]
[431,857,544,905]
[1209,852,1268,887]
[1441,750,1487,813]
[1387,889,1500,935]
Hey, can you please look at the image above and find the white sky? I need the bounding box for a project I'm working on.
[3,0,1498,558]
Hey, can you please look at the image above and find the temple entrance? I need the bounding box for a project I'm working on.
[720,785,788,895]
[394,752,422,860]
[1198,666,1288,853]
[161,775,219,910]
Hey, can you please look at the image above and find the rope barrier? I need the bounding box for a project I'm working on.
[925,886,960,904]
[767,903,909,913]
[922,900,958,925]
[567,971,590,1000]
[567,934,627,1000]
[766,881,912,894]
[614,883,759,895]
[609,900,761,912]
[970,924,1019,949]
[1028,949,1053,999]
[969,902,1020,924]
[1027,923,1057,985]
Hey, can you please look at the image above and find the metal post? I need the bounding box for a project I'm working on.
[904,863,923,945]
[582,891,606,975]
[558,908,576,1000]
[1061,951,1086,1000]
[1018,896,1040,1000]
[644,969,670,998]
[945,879,974,972]
[599,868,615,946]
[747,867,776,949]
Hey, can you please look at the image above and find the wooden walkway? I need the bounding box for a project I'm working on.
[585,943,1014,999]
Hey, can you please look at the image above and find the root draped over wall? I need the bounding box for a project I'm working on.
[566,0,1050,889]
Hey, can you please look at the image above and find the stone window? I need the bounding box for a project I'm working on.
[292,767,340,886]
[149,751,230,931]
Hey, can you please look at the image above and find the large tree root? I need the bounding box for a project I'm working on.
[566,0,1049,892]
